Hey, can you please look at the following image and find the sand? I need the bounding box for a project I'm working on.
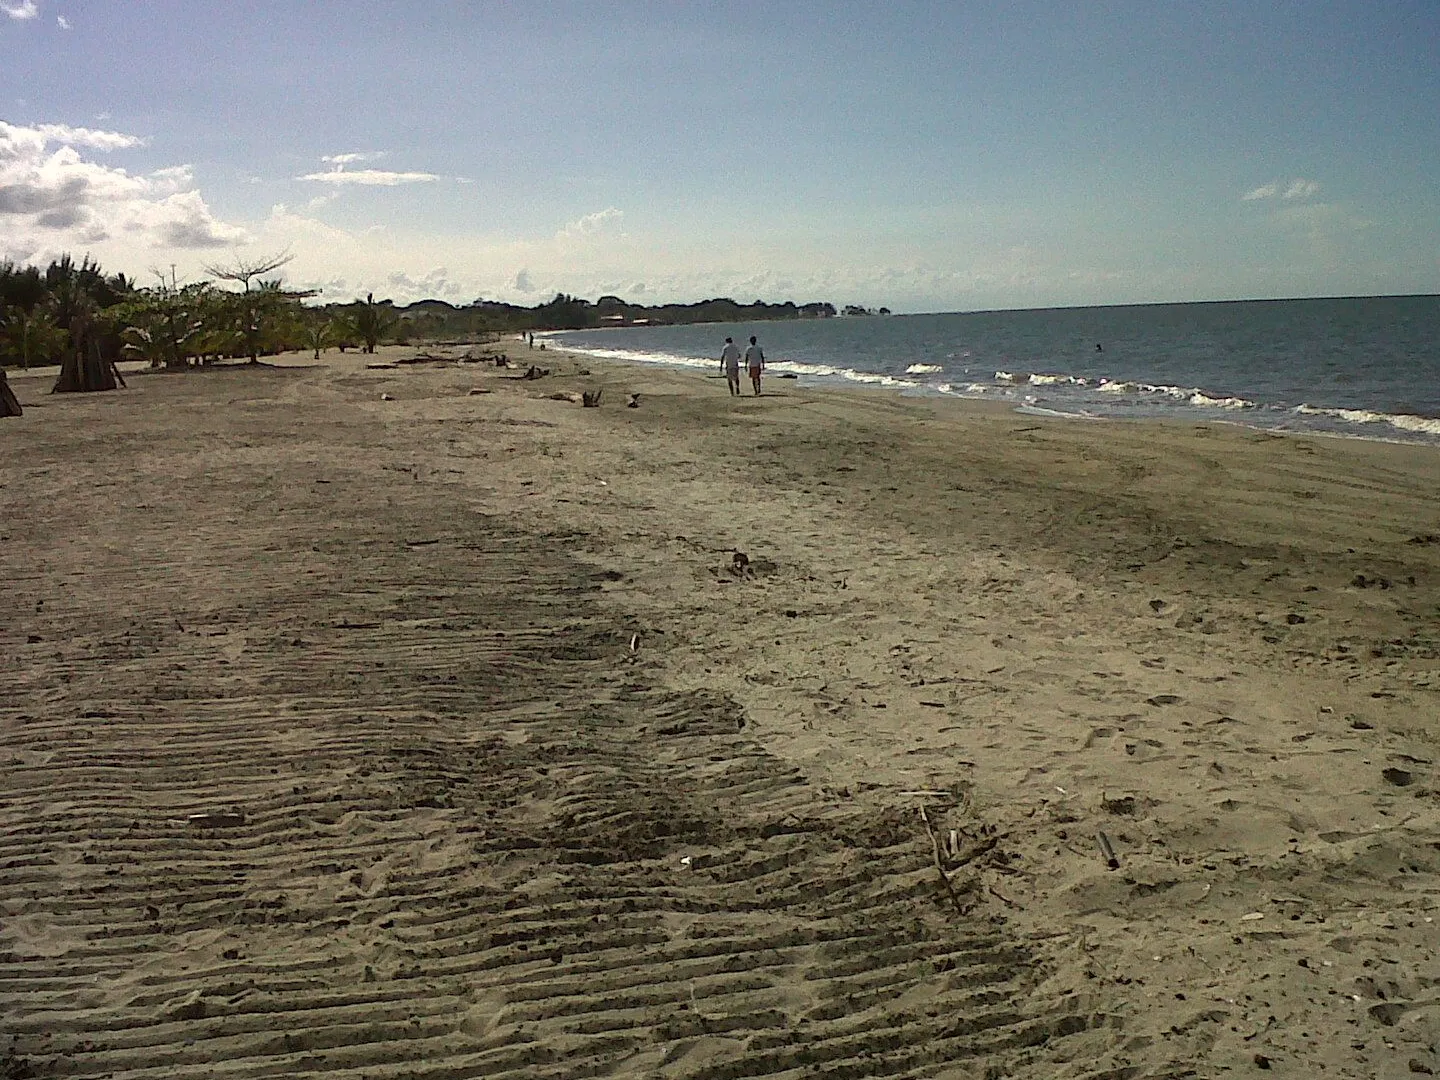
[3,343,1440,1079]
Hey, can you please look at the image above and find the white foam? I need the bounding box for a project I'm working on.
[554,341,924,391]
[553,344,715,371]
[1016,404,1105,420]
[1294,403,1440,436]
[1188,391,1254,410]
[905,363,944,374]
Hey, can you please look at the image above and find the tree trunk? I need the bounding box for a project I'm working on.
[52,332,118,394]
[0,369,22,417]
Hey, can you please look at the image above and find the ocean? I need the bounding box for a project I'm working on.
[548,295,1440,444]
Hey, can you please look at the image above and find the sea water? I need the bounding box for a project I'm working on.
[548,295,1440,444]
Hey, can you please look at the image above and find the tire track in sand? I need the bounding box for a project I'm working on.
[2,391,1185,1080]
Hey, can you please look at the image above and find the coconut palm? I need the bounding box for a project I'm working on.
[302,312,338,360]
[349,293,397,354]
[1,306,67,369]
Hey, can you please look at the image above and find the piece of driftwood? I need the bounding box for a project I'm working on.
[582,389,603,407]
[920,805,968,916]
[1097,831,1120,869]
[987,884,1017,907]
[467,387,492,395]
[547,391,583,403]
[0,369,21,418]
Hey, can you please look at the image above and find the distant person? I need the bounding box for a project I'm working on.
[744,335,765,396]
[1096,343,1103,351]
[719,336,742,396]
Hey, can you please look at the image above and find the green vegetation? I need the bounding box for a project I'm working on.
[348,292,398,353]
[382,293,841,341]
[3,251,857,375]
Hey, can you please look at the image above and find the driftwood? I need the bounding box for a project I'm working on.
[1097,831,1120,869]
[582,389,603,407]
[920,805,969,916]
[0,369,21,418]
[547,391,583,404]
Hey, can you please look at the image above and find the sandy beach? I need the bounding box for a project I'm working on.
[4,344,1440,1079]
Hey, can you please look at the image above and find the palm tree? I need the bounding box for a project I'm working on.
[302,312,337,360]
[1,306,67,369]
[350,293,396,354]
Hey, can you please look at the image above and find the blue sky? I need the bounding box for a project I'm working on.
[2,1,1437,311]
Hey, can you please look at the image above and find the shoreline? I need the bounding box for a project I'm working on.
[5,344,1440,1076]
[542,303,1440,446]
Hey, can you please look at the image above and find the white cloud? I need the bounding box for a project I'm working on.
[557,206,623,240]
[1243,178,1320,201]
[298,168,438,186]
[56,13,69,28]
[2,1,38,20]
[514,268,534,293]
[321,151,386,166]
[0,119,249,262]
[35,123,145,150]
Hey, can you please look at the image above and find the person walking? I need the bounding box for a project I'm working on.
[719,336,742,396]
[743,335,765,396]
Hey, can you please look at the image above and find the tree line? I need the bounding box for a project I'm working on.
[1,252,854,372]
[0,254,400,371]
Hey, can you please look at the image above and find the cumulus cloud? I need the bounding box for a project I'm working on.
[557,207,623,240]
[2,1,38,20]
[149,190,248,248]
[56,13,69,28]
[36,123,146,150]
[385,266,466,300]
[0,119,248,261]
[1243,178,1320,201]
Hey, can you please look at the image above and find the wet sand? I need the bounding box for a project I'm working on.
[3,343,1440,1078]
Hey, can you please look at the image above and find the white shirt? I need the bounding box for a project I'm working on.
[720,342,741,368]
[743,343,764,368]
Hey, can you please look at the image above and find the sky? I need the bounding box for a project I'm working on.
[1,1,1438,312]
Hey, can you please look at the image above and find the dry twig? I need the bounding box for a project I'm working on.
[920,805,968,916]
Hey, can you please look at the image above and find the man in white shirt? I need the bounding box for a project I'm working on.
[743,335,765,396]
[719,337,741,396]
